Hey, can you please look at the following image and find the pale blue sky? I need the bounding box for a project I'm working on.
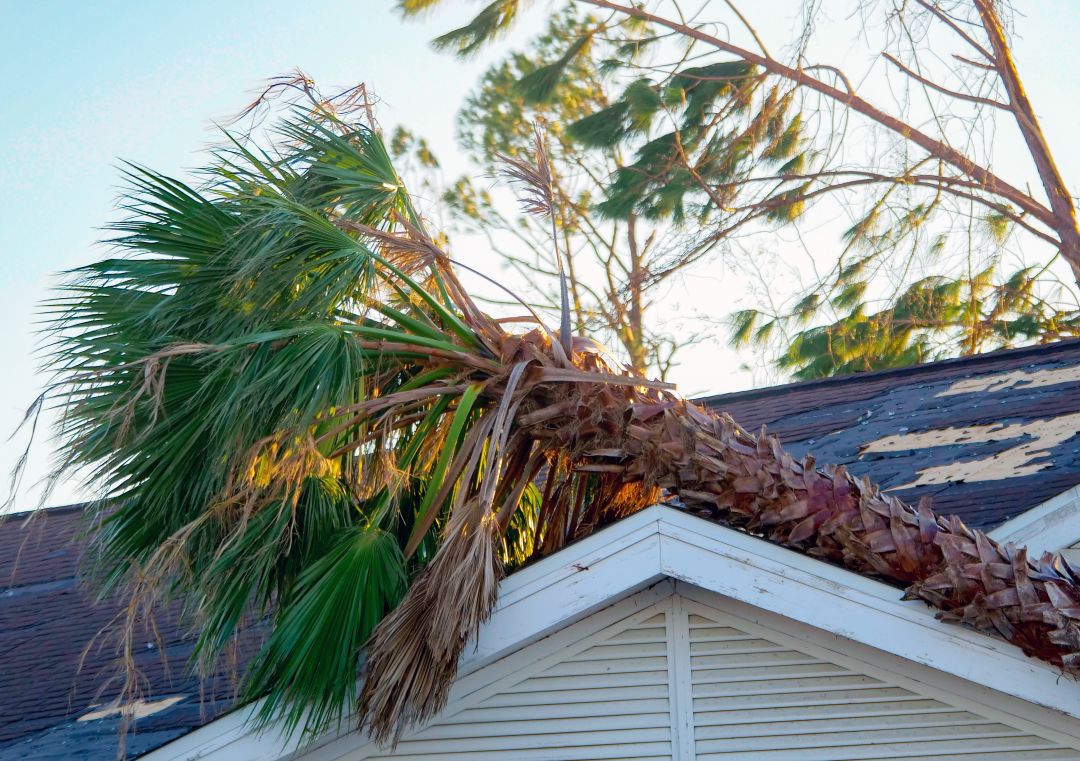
[0,0,531,509]
[2,1,1079,510]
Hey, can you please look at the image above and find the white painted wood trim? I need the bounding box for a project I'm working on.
[990,484,1080,554]
[668,593,695,761]
[142,504,1080,761]
[654,507,1080,718]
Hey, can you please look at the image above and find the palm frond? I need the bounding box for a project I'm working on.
[496,126,573,359]
[38,86,1080,754]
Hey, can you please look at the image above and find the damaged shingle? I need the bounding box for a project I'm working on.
[699,339,1080,530]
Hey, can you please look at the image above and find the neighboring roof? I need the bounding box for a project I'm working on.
[0,506,261,761]
[700,339,1080,531]
[143,506,1080,761]
[5,339,1080,759]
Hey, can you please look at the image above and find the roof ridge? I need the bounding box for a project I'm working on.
[695,338,1080,406]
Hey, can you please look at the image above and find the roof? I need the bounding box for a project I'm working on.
[144,505,1080,761]
[701,339,1080,531]
[4,339,1080,759]
[0,506,263,761]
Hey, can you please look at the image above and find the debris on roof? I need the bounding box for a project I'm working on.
[4,339,1080,758]
[700,339,1080,530]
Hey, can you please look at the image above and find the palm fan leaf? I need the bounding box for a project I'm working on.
[38,105,1080,749]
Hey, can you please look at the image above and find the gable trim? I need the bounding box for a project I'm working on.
[989,484,1080,554]
[142,505,1080,761]
[652,508,1080,716]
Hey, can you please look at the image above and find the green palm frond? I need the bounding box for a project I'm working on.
[42,112,507,739]
[42,102,660,743]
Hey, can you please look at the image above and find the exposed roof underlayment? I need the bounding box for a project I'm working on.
[703,339,1080,530]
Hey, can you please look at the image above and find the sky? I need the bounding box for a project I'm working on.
[2,0,1079,510]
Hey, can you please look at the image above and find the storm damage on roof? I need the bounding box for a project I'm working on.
[3,339,1079,759]
[700,339,1080,531]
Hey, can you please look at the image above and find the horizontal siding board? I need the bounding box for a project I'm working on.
[480,683,669,707]
[412,712,673,740]
[691,650,824,669]
[846,752,1080,761]
[687,601,1080,760]
[568,642,669,660]
[692,674,885,698]
[449,698,670,722]
[696,744,1073,761]
[690,638,793,655]
[607,626,668,644]
[697,724,1025,752]
[505,669,670,692]
[369,741,673,761]
[692,686,925,711]
[694,713,996,740]
[697,733,1054,756]
[691,663,856,684]
[545,655,669,677]
[686,626,756,641]
[693,700,964,726]
[377,726,670,753]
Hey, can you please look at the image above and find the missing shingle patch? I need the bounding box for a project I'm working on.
[937,365,1080,396]
[77,695,185,722]
[862,412,1080,486]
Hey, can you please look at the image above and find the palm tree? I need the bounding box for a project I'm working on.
[39,99,1080,748]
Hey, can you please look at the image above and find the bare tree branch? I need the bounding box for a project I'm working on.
[577,0,1080,281]
[882,52,1008,110]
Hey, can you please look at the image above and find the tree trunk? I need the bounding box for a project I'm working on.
[974,0,1080,283]
[616,398,1080,669]
[625,214,647,375]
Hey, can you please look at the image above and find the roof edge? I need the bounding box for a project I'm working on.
[694,338,1080,407]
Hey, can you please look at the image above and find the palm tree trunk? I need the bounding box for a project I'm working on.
[617,398,1080,668]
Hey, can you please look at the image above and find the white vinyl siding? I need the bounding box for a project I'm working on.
[144,509,1080,761]
[340,587,1080,761]
[364,612,675,760]
[681,600,1079,760]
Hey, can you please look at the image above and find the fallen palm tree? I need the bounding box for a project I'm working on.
[37,101,1080,748]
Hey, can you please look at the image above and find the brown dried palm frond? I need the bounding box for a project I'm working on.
[496,124,574,361]
[360,503,502,744]
[495,124,555,219]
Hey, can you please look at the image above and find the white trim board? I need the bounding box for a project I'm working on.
[142,505,1080,761]
[990,484,1080,555]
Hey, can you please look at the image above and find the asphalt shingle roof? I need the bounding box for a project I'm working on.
[701,339,1080,531]
[0,506,258,760]
[3,339,1080,759]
